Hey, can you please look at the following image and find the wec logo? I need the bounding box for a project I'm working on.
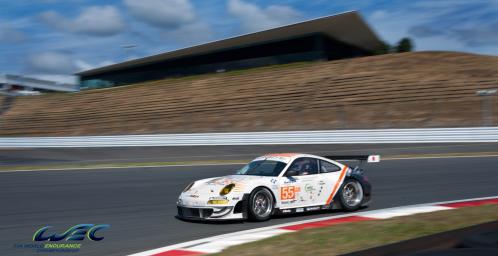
[33,224,110,242]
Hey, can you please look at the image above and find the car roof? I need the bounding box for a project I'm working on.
[264,153,323,158]
[253,153,345,170]
[258,153,330,163]
[263,153,301,158]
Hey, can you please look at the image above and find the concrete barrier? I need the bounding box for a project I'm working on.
[1,127,498,148]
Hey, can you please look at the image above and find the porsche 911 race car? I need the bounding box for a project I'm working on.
[177,153,379,221]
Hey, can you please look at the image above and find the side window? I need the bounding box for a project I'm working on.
[286,157,319,176]
[319,160,341,173]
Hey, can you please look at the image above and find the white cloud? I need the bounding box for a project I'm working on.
[450,25,498,47]
[124,0,195,28]
[40,6,125,36]
[124,0,213,45]
[367,1,498,55]
[27,52,79,74]
[27,51,114,75]
[368,9,412,45]
[161,22,214,45]
[370,10,388,20]
[227,0,302,32]
[0,22,26,43]
[75,59,115,71]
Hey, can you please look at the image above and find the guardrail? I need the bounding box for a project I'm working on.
[1,127,498,148]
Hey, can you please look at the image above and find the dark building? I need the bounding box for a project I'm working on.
[77,11,383,89]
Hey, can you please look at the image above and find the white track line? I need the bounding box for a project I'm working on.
[384,154,498,161]
[0,162,246,173]
[2,153,498,173]
[359,205,452,219]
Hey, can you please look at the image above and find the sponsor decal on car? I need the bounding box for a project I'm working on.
[306,206,320,211]
[207,178,233,186]
[281,199,297,204]
[304,184,316,200]
[280,186,300,200]
[296,208,304,213]
[305,184,314,192]
[260,154,294,163]
[232,182,245,192]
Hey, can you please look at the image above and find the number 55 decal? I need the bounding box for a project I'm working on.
[281,186,300,200]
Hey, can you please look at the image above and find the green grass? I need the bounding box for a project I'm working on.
[214,204,498,256]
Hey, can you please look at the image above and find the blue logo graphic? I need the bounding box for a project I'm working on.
[33,224,110,241]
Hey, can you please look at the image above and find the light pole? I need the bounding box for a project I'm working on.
[476,89,497,126]
[121,44,137,60]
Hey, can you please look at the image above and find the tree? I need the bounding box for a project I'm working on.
[374,38,415,55]
[396,38,414,52]
[375,41,393,54]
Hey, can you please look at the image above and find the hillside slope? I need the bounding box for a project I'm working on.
[1,51,497,136]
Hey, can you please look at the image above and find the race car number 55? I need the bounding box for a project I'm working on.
[281,186,300,200]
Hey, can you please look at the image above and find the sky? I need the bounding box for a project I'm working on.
[0,0,497,84]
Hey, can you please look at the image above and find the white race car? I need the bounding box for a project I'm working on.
[177,153,379,221]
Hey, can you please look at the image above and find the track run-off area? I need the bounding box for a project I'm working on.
[1,143,498,255]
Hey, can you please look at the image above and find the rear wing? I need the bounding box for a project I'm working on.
[323,155,380,164]
[323,155,380,172]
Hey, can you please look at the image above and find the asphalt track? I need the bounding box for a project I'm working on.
[3,143,498,166]
[1,144,498,255]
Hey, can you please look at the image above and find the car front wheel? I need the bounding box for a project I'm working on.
[248,187,274,221]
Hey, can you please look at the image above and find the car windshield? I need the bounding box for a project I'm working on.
[236,160,287,177]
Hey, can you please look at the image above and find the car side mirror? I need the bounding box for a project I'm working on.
[286,170,298,177]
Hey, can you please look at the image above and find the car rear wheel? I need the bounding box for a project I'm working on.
[248,187,273,221]
[339,179,364,211]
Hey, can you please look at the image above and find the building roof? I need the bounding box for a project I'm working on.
[0,74,78,92]
[77,11,383,76]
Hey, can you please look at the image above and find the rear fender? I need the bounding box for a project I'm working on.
[332,173,372,204]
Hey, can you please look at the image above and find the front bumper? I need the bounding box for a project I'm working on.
[176,194,249,220]
[177,206,215,219]
[176,205,245,220]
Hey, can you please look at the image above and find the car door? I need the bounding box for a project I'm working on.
[278,157,322,209]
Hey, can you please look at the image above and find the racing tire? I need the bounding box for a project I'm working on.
[248,187,274,221]
[338,179,364,211]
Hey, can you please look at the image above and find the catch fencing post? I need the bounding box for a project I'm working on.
[476,89,497,126]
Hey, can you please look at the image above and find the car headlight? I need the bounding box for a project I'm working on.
[219,184,235,196]
[208,199,229,205]
[183,182,195,192]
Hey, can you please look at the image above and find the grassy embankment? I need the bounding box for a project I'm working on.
[215,204,498,256]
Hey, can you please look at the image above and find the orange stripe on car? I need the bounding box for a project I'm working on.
[326,165,348,205]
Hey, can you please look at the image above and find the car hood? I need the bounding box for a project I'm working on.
[185,175,275,196]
